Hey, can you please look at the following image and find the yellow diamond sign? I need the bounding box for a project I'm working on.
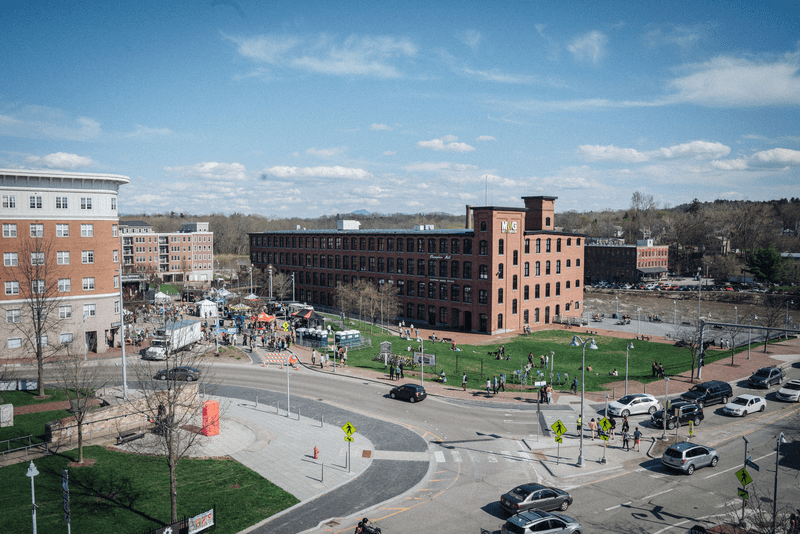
[342,421,357,436]
[551,420,567,436]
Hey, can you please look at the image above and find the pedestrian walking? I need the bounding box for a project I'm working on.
[486,379,492,396]
[633,428,642,452]
[588,418,598,440]
[622,430,631,451]
[395,364,401,380]
[621,415,629,434]
[652,361,657,378]
[500,373,506,392]
[571,377,578,394]
[540,354,545,368]
[399,362,405,378]
[462,373,468,391]
[608,415,616,440]
[528,352,533,365]
[389,364,394,380]
[545,354,549,369]
[311,349,316,365]
[493,375,498,394]
[546,384,553,404]
[557,372,561,385]
[576,416,582,436]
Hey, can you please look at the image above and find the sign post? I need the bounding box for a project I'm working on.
[62,469,70,534]
[551,420,567,465]
[342,422,357,473]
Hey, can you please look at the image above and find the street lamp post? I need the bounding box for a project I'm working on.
[615,296,619,319]
[249,266,253,295]
[601,394,609,464]
[735,306,738,325]
[772,432,788,534]
[747,315,758,360]
[570,335,598,467]
[787,300,794,330]
[697,267,702,325]
[703,261,712,289]
[673,300,677,325]
[661,377,670,439]
[549,350,555,385]
[637,307,642,336]
[26,461,39,534]
[624,342,634,396]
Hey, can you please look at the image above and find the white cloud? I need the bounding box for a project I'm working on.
[417,136,475,153]
[712,147,800,170]
[383,150,396,156]
[461,66,539,84]
[404,162,478,172]
[261,165,372,180]
[567,31,608,64]
[164,161,248,181]
[458,29,482,51]
[476,135,496,142]
[644,25,701,50]
[126,124,174,138]
[370,123,393,131]
[227,33,417,79]
[668,54,800,106]
[578,140,730,162]
[306,146,345,157]
[25,152,93,169]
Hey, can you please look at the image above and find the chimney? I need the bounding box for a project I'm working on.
[465,205,472,230]
[522,196,557,231]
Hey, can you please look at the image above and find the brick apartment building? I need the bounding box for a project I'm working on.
[1,169,128,356]
[120,221,214,283]
[584,238,669,284]
[248,196,585,334]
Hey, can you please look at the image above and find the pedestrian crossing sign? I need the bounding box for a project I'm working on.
[555,436,563,443]
[551,420,567,436]
[598,417,611,432]
[282,322,290,332]
[735,468,752,487]
[737,488,749,499]
[344,436,354,442]
[342,421,357,436]
[600,434,609,441]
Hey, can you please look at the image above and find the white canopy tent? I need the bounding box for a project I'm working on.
[154,291,171,303]
[196,299,218,318]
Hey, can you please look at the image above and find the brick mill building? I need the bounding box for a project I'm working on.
[584,238,669,284]
[1,169,128,356]
[249,196,585,334]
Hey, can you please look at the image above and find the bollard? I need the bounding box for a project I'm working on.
[297,409,300,421]
[320,415,323,428]
[321,462,324,483]
[256,395,258,408]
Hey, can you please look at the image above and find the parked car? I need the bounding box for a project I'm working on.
[153,366,201,381]
[651,401,703,430]
[679,380,732,408]
[500,510,582,534]
[389,383,427,403]
[499,483,573,515]
[747,366,785,388]
[661,442,719,475]
[776,379,800,402]
[723,395,766,417]
[607,393,662,417]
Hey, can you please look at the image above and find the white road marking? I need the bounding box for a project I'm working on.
[487,454,498,462]
[434,451,446,463]
[704,451,776,479]
[517,451,531,461]
[643,489,673,501]
[605,501,632,511]
[452,451,462,463]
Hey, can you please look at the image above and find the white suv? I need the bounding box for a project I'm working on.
[608,393,662,417]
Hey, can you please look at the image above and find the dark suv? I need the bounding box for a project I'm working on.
[680,380,732,408]
[748,366,785,388]
[651,401,704,430]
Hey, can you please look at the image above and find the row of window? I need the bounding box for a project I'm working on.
[4,275,118,295]
[3,250,119,266]
[2,223,117,238]
[5,301,121,349]
[1,194,115,211]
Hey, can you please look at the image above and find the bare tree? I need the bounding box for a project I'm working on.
[725,322,746,366]
[52,343,108,464]
[672,322,705,382]
[127,315,216,523]
[760,294,791,352]
[273,271,293,302]
[11,235,64,398]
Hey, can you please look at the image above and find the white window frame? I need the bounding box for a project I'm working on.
[6,308,21,324]
[82,277,95,291]
[58,278,71,292]
[113,250,119,263]
[5,281,20,295]
[60,333,74,345]
[56,196,68,209]
[30,195,42,209]
[114,300,120,315]
[80,197,92,209]
[2,194,15,208]
[111,197,117,210]
[59,305,72,319]
[8,338,22,349]
[114,275,119,288]
[81,224,93,237]
[56,224,69,237]
[57,251,70,265]
[2,223,17,238]
[82,250,94,264]
[3,252,18,266]
[32,279,45,294]
[30,224,44,238]
[31,252,45,265]
[112,224,118,237]
[83,303,96,317]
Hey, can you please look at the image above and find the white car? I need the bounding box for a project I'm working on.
[607,393,662,417]
[722,395,766,417]
[776,380,800,402]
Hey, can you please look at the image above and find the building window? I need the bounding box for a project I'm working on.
[3,252,18,266]
[30,224,44,238]
[556,282,561,296]
[567,238,572,246]
[576,280,580,288]
[111,197,117,210]
[566,280,571,289]
[2,194,16,208]
[535,308,540,323]
[82,277,95,290]
[535,284,540,299]
[463,239,472,255]
[576,258,580,267]
[114,275,119,288]
[463,261,472,279]
[523,309,529,324]
[429,259,436,276]
[450,260,459,278]
[451,238,459,254]
[80,197,92,210]
[428,283,436,299]
[56,224,69,237]
[556,260,561,274]
[498,238,504,255]
[439,283,447,300]
[535,238,541,253]
[479,289,488,305]
[451,284,459,302]
[407,281,415,297]
[407,259,414,275]
[497,263,503,279]
[115,300,120,315]
[512,299,517,314]
[3,223,18,237]
[113,250,119,263]
[479,265,488,280]
[56,196,68,209]
[524,262,530,277]
[82,251,94,264]
[5,281,20,295]
[112,224,118,237]
[524,285,529,300]
[6,308,21,324]
[497,313,503,329]
[565,302,571,312]
[546,261,551,275]
[566,259,571,268]
[8,338,22,349]
[59,305,72,319]
[525,239,530,254]
[417,238,424,253]
[557,238,562,252]
[545,283,550,297]
[535,261,540,276]
[512,274,518,290]
[60,333,74,345]
[546,238,551,253]
[32,279,45,294]
[546,217,551,227]
[479,240,488,255]
[428,238,436,253]
[480,221,487,231]
[81,224,93,237]
[30,195,43,209]
[498,288,504,304]
[418,282,425,298]
[513,250,518,266]
[439,306,447,323]
[463,285,472,303]
[83,304,96,317]
[58,278,71,292]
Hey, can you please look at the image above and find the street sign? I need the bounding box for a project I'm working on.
[600,434,609,441]
[62,469,70,523]
[551,420,567,436]
[554,436,563,443]
[282,322,290,332]
[746,456,760,472]
[342,421,357,436]
[345,436,354,442]
[598,417,611,432]
[735,467,752,487]
[689,421,694,436]
[737,488,749,499]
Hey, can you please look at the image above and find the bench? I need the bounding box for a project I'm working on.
[116,431,145,445]
[442,337,454,344]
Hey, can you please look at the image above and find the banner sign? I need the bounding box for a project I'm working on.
[188,509,215,534]
[413,352,436,366]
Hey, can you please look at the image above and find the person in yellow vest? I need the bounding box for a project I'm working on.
[576,416,582,436]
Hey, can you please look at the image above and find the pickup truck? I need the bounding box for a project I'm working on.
[144,320,203,360]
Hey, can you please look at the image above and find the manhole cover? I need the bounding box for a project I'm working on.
[362,450,372,458]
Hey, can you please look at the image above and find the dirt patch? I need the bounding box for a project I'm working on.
[68,458,97,467]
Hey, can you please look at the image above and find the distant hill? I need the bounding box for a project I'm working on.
[349,209,371,215]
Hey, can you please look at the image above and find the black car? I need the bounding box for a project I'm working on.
[389,384,427,403]
[500,483,573,514]
[651,401,703,430]
[154,366,201,381]
[679,380,732,408]
[748,366,785,388]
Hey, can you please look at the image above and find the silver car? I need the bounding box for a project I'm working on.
[501,510,582,534]
[607,393,662,417]
[661,442,719,475]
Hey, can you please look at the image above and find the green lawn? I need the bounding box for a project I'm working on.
[0,409,72,446]
[158,284,181,296]
[1,388,73,407]
[331,328,738,393]
[0,446,299,534]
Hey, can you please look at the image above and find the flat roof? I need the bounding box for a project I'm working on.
[249,228,474,236]
[0,168,130,184]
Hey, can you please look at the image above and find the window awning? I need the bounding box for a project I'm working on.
[637,267,667,273]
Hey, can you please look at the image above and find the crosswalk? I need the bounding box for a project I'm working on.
[432,445,538,467]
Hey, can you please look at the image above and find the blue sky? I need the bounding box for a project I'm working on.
[2,0,799,217]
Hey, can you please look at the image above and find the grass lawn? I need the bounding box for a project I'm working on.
[0,409,73,446]
[331,328,739,393]
[0,445,299,534]
[1,388,73,407]
[159,283,181,296]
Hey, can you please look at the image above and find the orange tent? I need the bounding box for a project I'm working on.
[257,312,275,322]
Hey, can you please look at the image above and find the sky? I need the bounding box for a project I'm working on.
[1,0,800,218]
